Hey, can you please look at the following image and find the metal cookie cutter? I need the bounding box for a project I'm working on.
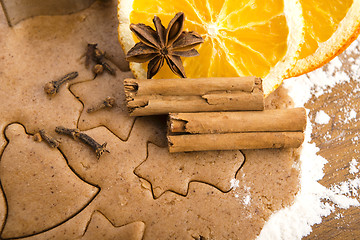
[0,0,96,27]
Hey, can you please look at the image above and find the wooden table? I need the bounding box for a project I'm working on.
[303,72,360,239]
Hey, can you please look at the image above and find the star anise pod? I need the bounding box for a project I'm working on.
[126,12,204,79]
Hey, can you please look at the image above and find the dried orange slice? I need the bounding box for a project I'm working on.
[289,0,360,77]
[118,0,305,96]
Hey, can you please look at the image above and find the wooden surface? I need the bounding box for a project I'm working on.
[303,76,360,239]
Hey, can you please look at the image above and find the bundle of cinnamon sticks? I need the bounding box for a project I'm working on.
[123,77,306,153]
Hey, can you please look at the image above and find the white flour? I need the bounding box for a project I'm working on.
[258,38,360,239]
[231,178,252,206]
[314,110,331,125]
[230,178,240,188]
[349,158,359,175]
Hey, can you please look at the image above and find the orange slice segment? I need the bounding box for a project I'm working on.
[289,0,360,77]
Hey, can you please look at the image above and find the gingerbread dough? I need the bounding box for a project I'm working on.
[135,144,244,198]
[79,211,145,240]
[0,124,98,239]
[70,72,134,140]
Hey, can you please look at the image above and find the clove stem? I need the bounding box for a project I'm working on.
[39,129,60,148]
[87,97,116,113]
[55,126,109,159]
[44,72,78,96]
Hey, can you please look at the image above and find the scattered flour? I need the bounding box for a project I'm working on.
[349,110,357,119]
[315,110,331,124]
[231,178,251,206]
[349,158,359,175]
[243,195,251,205]
[330,177,360,198]
[230,178,240,189]
[334,213,343,219]
[258,36,360,239]
[347,109,357,122]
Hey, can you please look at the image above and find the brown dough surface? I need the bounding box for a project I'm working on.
[70,73,135,140]
[78,211,145,240]
[0,1,300,239]
[135,144,244,198]
[0,124,98,239]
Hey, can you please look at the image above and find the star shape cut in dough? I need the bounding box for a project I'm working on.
[135,144,245,198]
[70,71,135,141]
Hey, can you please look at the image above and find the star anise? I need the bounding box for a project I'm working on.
[126,12,204,79]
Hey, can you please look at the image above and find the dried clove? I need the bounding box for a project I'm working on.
[92,64,104,75]
[85,43,116,78]
[102,62,116,76]
[85,43,98,68]
[55,126,109,159]
[93,48,105,63]
[77,132,109,159]
[55,126,79,139]
[44,72,78,96]
[33,132,42,142]
[87,96,116,113]
[38,129,60,148]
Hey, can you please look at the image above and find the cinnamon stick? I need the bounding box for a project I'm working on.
[168,132,304,153]
[124,77,264,116]
[169,108,306,134]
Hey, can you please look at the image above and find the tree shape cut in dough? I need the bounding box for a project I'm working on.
[70,71,135,141]
[0,124,99,239]
[79,211,145,240]
[135,144,244,198]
